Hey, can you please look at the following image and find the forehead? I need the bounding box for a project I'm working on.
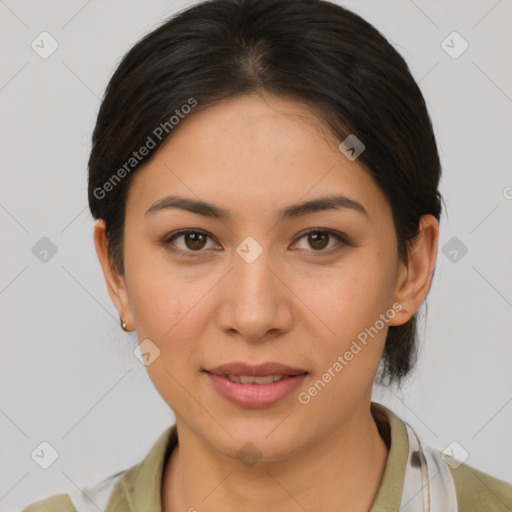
[125,94,391,224]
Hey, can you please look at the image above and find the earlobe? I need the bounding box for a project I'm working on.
[388,214,439,327]
[93,219,134,331]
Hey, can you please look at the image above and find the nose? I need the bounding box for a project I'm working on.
[215,244,294,343]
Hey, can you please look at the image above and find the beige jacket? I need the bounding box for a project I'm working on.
[22,402,512,511]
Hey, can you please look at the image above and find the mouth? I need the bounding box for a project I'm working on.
[220,374,297,384]
[205,361,307,377]
[203,362,308,408]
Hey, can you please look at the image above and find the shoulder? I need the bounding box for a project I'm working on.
[21,425,176,512]
[443,454,512,511]
[21,493,76,512]
[21,470,124,512]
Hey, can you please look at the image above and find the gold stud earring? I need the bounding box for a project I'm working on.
[120,317,129,331]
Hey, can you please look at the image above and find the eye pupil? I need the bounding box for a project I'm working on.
[186,232,207,250]
[309,232,328,250]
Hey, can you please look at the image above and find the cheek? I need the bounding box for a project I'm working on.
[292,254,396,375]
[123,238,187,332]
[299,258,393,334]
[124,252,217,363]
[297,274,392,407]
[129,273,205,410]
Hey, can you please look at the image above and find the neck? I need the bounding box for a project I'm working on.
[162,403,389,512]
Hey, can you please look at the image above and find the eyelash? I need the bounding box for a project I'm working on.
[161,228,349,257]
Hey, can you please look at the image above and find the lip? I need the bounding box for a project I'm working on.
[206,362,307,377]
[204,362,308,408]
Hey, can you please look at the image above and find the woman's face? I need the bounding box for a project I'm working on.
[102,94,428,460]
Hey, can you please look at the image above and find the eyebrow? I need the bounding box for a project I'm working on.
[145,193,369,221]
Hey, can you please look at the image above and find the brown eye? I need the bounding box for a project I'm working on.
[184,232,207,250]
[294,229,347,252]
[163,230,217,254]
[307,232,329,250]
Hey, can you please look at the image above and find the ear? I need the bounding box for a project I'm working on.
[388,214,439,326]
[93,219,134,331]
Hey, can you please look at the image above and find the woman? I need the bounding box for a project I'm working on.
[22,0,512,510]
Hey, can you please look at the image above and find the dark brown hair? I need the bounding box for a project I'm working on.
[88,0,443,386]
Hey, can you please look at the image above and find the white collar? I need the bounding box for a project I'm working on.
[400,420,458,511]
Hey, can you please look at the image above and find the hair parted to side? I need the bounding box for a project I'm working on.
[88,0,443,387]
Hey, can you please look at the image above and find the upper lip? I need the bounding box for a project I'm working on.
[205,362,307,377]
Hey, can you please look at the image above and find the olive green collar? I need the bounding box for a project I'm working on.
[105,402,408,512]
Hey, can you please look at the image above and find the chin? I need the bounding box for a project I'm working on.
[209,414,306,463]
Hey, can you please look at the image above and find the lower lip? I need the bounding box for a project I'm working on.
[205,372,308,408]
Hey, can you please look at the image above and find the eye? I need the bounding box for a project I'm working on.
[162,227,348,257]
[162,229,219,255]
[292,228,347,253]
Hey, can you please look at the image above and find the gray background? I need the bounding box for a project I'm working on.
[1,0,511,509]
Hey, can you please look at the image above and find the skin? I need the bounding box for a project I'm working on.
[94,93,439,511]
